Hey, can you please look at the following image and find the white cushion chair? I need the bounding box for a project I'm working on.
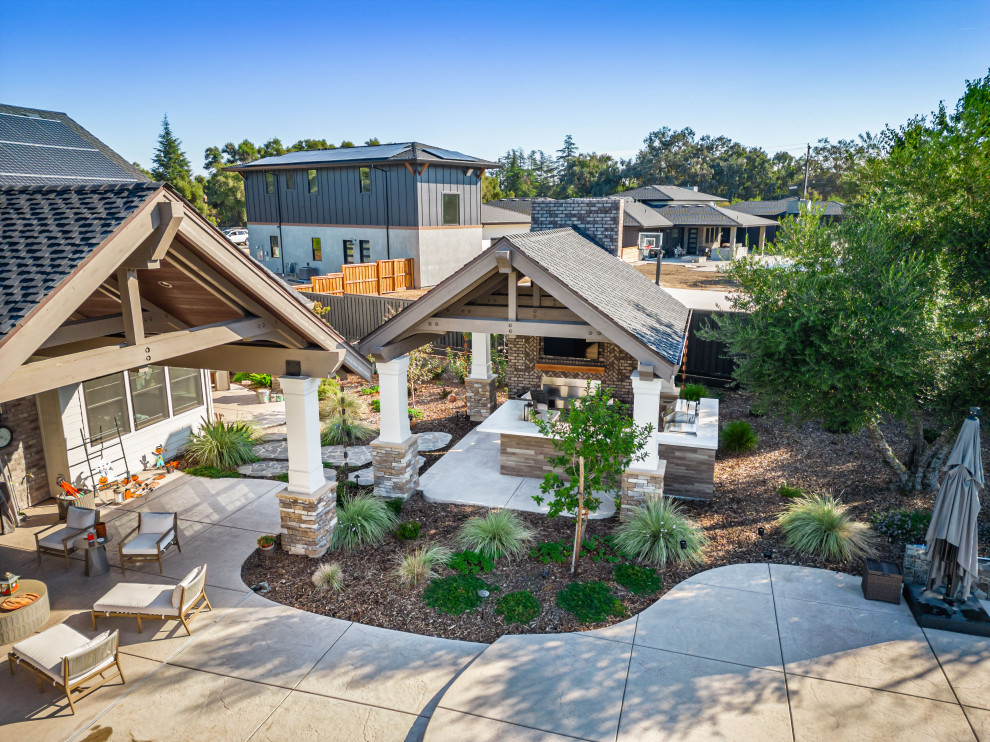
[7,624,124,714]
[34,505,99,569]
[92,564,211,636]
[118,511,180,574]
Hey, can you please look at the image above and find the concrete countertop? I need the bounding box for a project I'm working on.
[476,400,553,439]
[657,397,719,451]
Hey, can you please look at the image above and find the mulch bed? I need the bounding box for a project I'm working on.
[242,386,990,644]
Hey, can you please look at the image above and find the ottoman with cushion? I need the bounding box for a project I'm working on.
[118,511,180,574]
[7,624,124,714]
[92,564,211,635]
[34,505,99,569]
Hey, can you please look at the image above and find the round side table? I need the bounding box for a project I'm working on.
[73,534,114,577]
[0,580,50,644]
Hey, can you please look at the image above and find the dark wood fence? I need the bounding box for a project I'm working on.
[681,310,736,386]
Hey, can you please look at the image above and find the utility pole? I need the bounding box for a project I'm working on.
[803,143,811,198]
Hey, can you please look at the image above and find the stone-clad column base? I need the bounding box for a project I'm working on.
[620,462,666,521]
[466,376,497,421]
[276,476,337,557]
[371,435,420,500]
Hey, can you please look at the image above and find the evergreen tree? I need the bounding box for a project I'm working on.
[151,115,192,185]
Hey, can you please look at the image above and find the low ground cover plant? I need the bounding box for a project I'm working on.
[456,510,534,560]
[614,499,706,566]
[359,385,379,396]
[720,420,758,454]
[613,564,662,595]
[495,590,541,625]
[556,581,627,623]
[530,540,570,564]
[872,508,932,544]
[395,521,421,540]
[395,545,451,586]
[371,399,381,412]
[183,465,243,479]
[778,483,804,499]
[408,407,424,420]
[185,416,259,470]
[529,535,628,566]
[385,498,403,516]
[778,494,876,562]
[312,562,344,592]
[422,574,493,615]
[332,494,399,551]
[449,550,495,575]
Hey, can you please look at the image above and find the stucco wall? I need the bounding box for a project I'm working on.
[416,227,484,287]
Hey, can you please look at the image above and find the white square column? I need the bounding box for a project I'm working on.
[470,332,492,379]
[377,356,411,444]
[630,370,665,471]
[279,375,325,494]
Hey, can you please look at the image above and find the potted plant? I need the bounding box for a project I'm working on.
[257,534,277,555]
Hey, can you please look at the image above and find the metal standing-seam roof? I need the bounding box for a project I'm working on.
[0,182,162,339]
[225,142,500,171]
[506,228,690,366]
[481,202,532,225]
[615,185,726,203]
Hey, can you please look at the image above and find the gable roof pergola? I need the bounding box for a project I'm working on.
[359,228,690,379]
[0,182,371,404]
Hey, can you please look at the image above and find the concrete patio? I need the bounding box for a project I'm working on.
[0,475,988,741]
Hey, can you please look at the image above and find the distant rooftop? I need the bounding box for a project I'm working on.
[729,196,845,218]
[656,204,779,228]
[481,202,532,225]
[485,198,538,216]
[226,142,500,171]
[615,184,726,203]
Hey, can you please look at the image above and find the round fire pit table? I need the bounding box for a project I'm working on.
[0,580,50,644]
[73,534,114,577]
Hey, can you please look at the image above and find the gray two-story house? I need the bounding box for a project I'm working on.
[227,143,499,287]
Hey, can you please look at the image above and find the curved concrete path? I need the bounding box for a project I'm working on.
[2,476,989,741]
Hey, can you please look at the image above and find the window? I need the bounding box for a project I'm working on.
[128,367,168,430]
[169,368,203,413]
[312,237,322,261]
[269,234,280,258]
[442,193,460,225]
[342,239,355,264]
[359,239,371,263]
[360,167,371,193]
[308,169,318,193]
[541,337,599,361]
[285,171,295,190]
[83,373,131,442]
[265,172,275,193]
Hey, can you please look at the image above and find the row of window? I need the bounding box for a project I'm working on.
[82,367,204,443]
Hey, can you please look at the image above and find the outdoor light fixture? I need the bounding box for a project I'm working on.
[763,549,773,560]
[541,568,548,579]
[680,540,688,550]
[758,527,765,538]
[477,589,490,598]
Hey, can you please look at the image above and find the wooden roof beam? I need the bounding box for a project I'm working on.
[416,317,604,340]
[167,345,345,379]
[123,200,183,270]
[369,332,445,363]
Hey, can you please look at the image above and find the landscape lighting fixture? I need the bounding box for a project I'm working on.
[679,540,687,550]
[758,527,765,538]
[763,549,773,560]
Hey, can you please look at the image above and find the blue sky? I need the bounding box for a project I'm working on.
[1,0,988,174]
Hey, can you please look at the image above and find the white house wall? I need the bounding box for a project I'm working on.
[59,369,212,489]
[417,227,483,287]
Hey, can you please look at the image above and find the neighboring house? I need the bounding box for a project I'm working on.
[655,204,777,257]
[614,184,727,208]
[617,198,674,260]
[481,202,531,244]
[0,104,369,505]
[729,196,845,243]
[225,143,499,288]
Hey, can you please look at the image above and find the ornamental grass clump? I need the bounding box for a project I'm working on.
[320,414,376,446]
[319,386,365,421]
[614,499,706,566]
[679,383,708,402]
[395,545,452,586]
[777,494,876,562]
[185,415,259,470]
[455,509,534,560]
[720,420,759,454]
[332,494,398,551]
[312,562,344,592]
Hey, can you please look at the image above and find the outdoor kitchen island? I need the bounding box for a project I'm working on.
[477,399,566,478]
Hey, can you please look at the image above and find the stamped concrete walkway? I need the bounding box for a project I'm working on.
[1,476,989,741]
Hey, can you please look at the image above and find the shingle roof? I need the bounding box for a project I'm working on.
[506,228,689,365]
[481,202,532,225]
[0,104,149,185]
[485,198,538,216]
[655,204,778,227]
[618,199,674,229]
[226,142,500,171]
[729,196,845,218]
[616,185,725,203]
[0,183,160,339]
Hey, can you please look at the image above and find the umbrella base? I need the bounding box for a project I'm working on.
[904,583,990,637]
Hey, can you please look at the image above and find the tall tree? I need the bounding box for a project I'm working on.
[151,115,210,219]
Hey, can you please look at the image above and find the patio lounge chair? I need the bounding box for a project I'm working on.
[7,624,124,715]
[91,564,211,636]
[118,511,180,574]
[34,505,99,569]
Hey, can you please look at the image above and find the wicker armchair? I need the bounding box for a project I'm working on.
[34,505,99,569]
[118,511,180,574]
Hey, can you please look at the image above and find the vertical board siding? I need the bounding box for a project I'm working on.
[682,310,736,383]
[417,165,481,226]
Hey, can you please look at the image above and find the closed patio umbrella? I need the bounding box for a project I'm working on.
[925,409,984,601]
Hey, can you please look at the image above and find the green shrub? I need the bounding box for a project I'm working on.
[273,472,290,483]
[318,378,340,401]
[614,564,662,595]
[778,483,804,499]
[183,464,243,479]
[496,590,541,624]
[233,372,272,388]
[185,416,259,470]
[320,414,376,446]
[679,383,708,402]
[777,494,876,562]
[312,562,344,592]
[579,534,627,564]
[395,545,452,586]
[319,387,365,421]
[871,508,932,544]
[408,407,424,420]
[332,494,399,551]
[422,574,490,615]
[456,509,535,560]
[445,348,471,383]
[359,385,380,396]
[556,582,627,623]
[530,540,570,564]
[371,399,381,413]
[449,550,495,575]
[385,497,403,517]
[720,420,758,454]
[395,521,421,540]
[614,499,706,566]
